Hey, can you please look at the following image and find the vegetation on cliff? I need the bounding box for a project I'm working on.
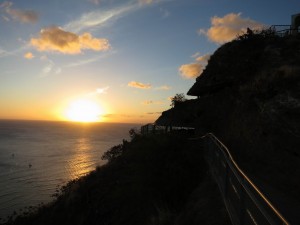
[3,134,229,225]
[156,30,300,215]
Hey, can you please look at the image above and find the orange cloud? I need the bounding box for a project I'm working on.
[24,52,34,59]
[199,13,264,44]
[7,8,38,23]
[79,33,109,51]
[195,54,210,63]
[155,85,171,90]
[30,26,110,54]
[1,1,38,23]
[128,81,151,89]
[179,53,210,79]
[179,63,203,79]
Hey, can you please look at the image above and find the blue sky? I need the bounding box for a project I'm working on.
[0,0,299,122]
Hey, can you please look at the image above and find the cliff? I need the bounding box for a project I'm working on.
[156,31,300,211]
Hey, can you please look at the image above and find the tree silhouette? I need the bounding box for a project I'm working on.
[170,93,186,107]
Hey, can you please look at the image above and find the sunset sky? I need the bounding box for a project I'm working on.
[0,0,299,123]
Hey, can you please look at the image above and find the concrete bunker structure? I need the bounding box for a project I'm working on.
[291,13,300,34]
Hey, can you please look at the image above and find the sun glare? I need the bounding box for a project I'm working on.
[65,99,103,122]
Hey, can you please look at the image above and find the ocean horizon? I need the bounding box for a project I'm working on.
[0,120,140,220]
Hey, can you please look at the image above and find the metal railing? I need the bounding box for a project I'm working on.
[140,124,195,135]
[202,133,290,225]
[269,25,299,37]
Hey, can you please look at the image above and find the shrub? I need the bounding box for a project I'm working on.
[101,144,124,162]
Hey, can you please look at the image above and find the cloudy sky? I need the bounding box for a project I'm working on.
[0,0,299,123]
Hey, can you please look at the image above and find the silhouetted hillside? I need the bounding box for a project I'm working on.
[2,134,230,225]
[4,30,300,225]
[156,31,300,214]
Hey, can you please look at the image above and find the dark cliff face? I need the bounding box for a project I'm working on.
[156,32,300,203]
[187,32,300,97]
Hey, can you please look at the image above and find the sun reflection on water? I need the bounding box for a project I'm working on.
[67,137,95,180]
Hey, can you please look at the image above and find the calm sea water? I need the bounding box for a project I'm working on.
[0,120,139,220]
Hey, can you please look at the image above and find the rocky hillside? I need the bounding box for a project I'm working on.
[156,30,300,215]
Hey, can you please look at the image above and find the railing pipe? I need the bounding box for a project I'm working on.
[202,133,290,225]
[141,127,290,224]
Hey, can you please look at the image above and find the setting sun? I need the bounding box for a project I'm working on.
[65,99,103,122]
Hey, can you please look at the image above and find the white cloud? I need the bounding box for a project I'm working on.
[139,0,153,4]
[199,13,264,44]
[43,65,52,74]
[31,26,110,54]
[64,4,135,33]
[0,46,23,58]
[64,51,115,68]
[40,56,62,77]
[96,87,109,94]
[88,0,100,5]
[65,57,100,68]
[87,86,110,96]
[191,52,200,58]
[64,0,167,33]
[139,0,164,4]
[0,41,31,58]
[128,81,152,89]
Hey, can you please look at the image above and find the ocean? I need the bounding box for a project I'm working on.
[0,120,139,220]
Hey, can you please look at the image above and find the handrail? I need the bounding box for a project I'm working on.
[269,25,299,36]
[141,126,291,224]
[140,124,195,135]
[199,133,290,225]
